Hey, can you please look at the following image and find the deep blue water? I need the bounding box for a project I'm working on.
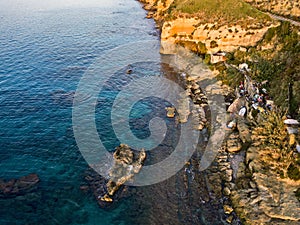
[0,1,161,224]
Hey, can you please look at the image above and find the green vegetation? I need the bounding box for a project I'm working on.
[220,22,300,117]
[203,54,211,64]
[287,164,300,181]
[244,0,300,22]
[217,66,244,87]
[175,40,207,55]
[197,41,207,54]
[168,0,271,25]
[210,40,218,48]
[295,188,300,202]
[292,157,300,181]
[254,23,300,116]
[253,110,300,180]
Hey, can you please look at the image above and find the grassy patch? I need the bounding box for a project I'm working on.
[217,65,244,87]
[169,0,270,25]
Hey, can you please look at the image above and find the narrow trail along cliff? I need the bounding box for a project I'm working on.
[267,13,300,27]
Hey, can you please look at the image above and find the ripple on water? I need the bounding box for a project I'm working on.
[0,0,228,224]
[0,1,160,224]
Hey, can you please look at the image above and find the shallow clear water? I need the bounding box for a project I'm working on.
[0,1,161,224]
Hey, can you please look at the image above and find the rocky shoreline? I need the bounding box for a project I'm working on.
[216,117,300,224]
[81,47,235,223]
[138,1,300,224]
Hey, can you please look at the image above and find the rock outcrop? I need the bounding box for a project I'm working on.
[207,111,300,224]
[140,0,174,22]
[161,18,276,54]
[84,144,146,207]
[217,115,300,224]
[230,143,300,224]
[139,0,279,54]
[101,144,146,202]
[0,173,40,197]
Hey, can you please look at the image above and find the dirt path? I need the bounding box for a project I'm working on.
[267,12,300,27]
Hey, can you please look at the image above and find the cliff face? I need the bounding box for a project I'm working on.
[139,0,278,54]
[140,0,173,22]
[244,0,300,20]
[160,18,275,54]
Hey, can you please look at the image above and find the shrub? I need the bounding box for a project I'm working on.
[197,42,207,54]
[295,188,300,202]
[203,54,211,65]
[210,40,218,48]
[287,164,300,181]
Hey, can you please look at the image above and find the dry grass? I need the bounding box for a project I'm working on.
[252,109,300,180]
[169,0,271,25]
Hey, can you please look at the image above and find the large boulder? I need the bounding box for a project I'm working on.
[236,117,251,145]
[226,132,242,153]
[84,144,146,208]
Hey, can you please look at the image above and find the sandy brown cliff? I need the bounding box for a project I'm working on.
[160,18,276,54]
[139,0,279,54]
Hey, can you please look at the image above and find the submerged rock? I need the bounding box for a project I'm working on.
[126,69,133,74]
[0,173,40,197]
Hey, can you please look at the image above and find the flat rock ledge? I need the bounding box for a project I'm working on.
[214,118,300,224]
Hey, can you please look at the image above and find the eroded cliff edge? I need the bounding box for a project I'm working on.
[139,0,279,54]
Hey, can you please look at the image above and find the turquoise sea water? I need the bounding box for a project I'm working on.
[0,1,162,224]
[0,1,231,224]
